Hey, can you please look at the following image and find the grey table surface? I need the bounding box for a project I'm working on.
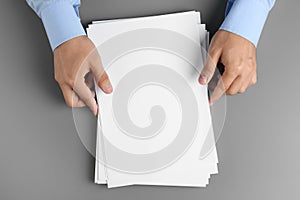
[1,0,300,199]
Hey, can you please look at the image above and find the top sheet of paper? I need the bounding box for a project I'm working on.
[87,11,218,188]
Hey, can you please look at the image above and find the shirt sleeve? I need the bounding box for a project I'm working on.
[219,0,276,47]
[26,0,86,51]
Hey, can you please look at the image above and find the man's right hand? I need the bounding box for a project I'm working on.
[54,36,113,116]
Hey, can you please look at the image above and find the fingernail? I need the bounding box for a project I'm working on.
[105,85,113,93]
[102,80,113,93]
[199,74,207,85]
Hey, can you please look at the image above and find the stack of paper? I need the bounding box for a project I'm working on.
[87,11,218,188]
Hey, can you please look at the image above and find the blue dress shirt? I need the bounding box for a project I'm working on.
[26,0,86,51]
[220,0,276,46]
[26,0,275,51]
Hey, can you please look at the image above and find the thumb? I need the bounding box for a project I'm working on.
[199,44,222,85]
[89,51,113,94]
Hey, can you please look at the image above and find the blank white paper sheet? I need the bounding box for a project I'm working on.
[87,11,218,188]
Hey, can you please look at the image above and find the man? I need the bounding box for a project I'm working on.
[26,0,276,115]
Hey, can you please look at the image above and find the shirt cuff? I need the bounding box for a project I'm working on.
[219,0,270,47]
[40,1,86,51]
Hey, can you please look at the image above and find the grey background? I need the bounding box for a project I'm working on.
[0,0,299,199]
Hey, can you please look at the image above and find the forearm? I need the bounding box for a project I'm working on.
[220,0,276,46]
[26,0,86,51]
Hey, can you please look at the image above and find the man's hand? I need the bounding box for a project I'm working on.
[199,30,257,105]
[54,36,113,115]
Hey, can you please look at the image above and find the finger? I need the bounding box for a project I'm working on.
[226,75,244,95]
[73,81,98,116]
[237,70,256,93]
[89,51,113,93]
[60,84,86,107]
[209,70,237,105]
[76,100,86,107]
[248,71,257,87]
[199,44,222,85]
[227,62,257,94]
[237,71,256,93]
[240,72,255,93]
[95,71,113,94]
